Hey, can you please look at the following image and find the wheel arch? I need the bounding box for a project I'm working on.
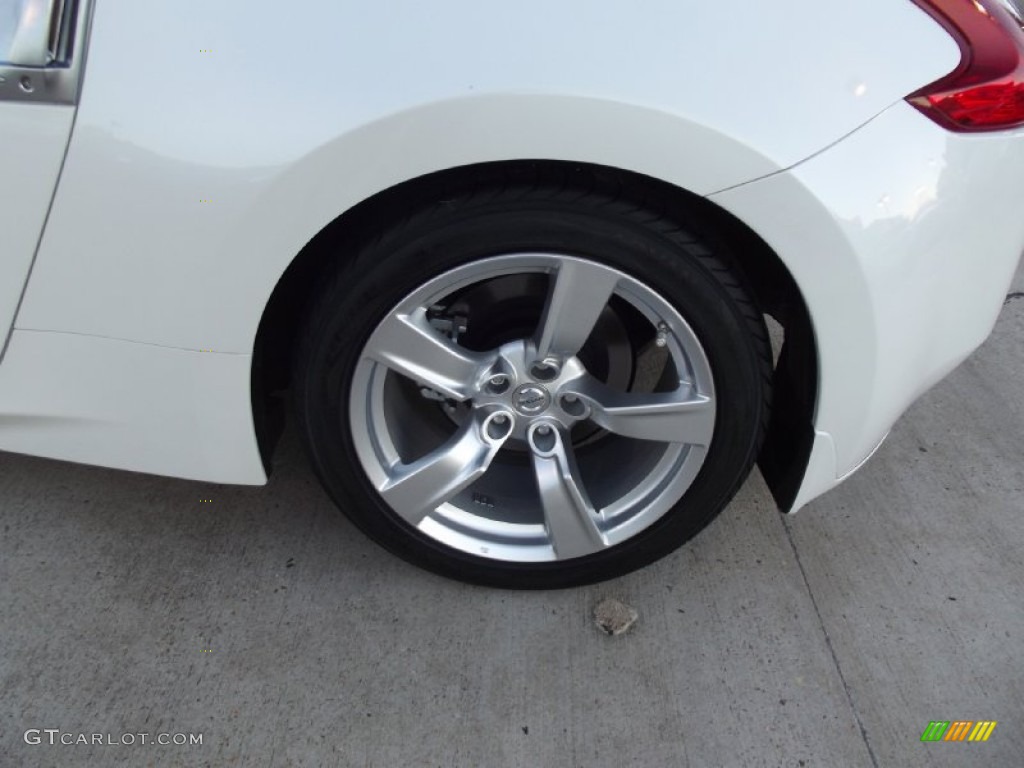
[252,161,818,512]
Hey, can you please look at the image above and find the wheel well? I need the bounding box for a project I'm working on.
[252,160,817,510]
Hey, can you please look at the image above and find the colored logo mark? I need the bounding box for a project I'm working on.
[921,721,997,742]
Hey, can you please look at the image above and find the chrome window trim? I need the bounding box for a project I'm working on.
[0,0,93,105]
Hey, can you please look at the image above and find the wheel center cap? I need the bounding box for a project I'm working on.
[512,383,551,415]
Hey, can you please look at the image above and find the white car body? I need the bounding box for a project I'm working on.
[2,0,1023,512]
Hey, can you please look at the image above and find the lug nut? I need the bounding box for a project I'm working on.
[486,374,510,394]
[486,411,514,441]
[560,392,587,417]
[529,422,559,454]
[530,359,560,382]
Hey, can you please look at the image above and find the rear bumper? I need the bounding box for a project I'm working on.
[710,101,1024,510]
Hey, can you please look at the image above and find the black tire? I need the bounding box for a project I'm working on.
[292,165,772,588]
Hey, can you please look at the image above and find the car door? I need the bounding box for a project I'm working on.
[0,0,89,358]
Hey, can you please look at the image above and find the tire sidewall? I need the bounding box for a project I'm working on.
[294,198,768,588]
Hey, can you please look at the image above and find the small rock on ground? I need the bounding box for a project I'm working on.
[593,598,638,636]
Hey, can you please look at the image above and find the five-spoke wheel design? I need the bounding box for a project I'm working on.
[349,253,716,562]
[292,167,770,587]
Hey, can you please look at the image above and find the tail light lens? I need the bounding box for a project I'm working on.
[908,0,1024,131]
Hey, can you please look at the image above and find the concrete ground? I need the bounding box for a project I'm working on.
[1,264,1022,768]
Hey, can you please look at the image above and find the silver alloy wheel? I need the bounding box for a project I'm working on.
[349,253,716,562]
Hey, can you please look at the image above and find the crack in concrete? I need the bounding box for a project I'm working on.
[781,519,881,768]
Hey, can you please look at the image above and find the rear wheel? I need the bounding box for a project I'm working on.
[293,168,771,588]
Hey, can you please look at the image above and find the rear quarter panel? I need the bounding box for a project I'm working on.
[0,0,967,486]
[15,0,958,352]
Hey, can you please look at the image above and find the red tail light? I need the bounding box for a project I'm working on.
[908,0,1024,131]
